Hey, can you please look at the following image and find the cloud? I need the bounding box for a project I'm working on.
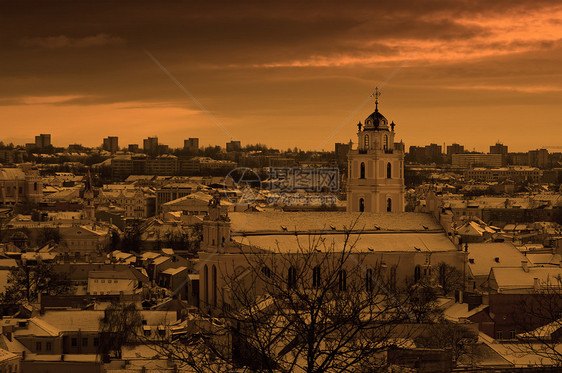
[20,33,125,49]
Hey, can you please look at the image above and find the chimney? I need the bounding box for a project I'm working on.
[534,277,540,291]
[522,260,529,273]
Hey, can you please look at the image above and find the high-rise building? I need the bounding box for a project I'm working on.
[347,93,404,213]
[143,137,158,152]
[184,138,199,153]
[528,148,549,168]
[447,143,465,156]
[102,136,119,153]
[490,142,508,166]
[128,144,140,153]
[226,140,242,152]
[34,134,51,148]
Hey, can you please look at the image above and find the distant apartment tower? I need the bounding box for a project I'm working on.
[452,153,503,168]
[528,148,549,168]
[490,142,508,155]
[226,140,242,152]
[446,143,465,155]
[128,144,140,153]
[490,142,508,166]
[184,138,199,153]
[34,134,51,148]
[143,137,158,152]
[102,136,119,153]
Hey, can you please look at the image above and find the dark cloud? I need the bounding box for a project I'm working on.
[0,0,561,150]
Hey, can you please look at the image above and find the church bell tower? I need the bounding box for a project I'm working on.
[346,89,405,213]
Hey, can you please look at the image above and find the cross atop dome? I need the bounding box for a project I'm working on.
[370,87,381,111]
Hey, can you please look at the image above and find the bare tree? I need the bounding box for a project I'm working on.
[99,302,143,361]
[211,229,417,372]
[508,276,562,366]
[435,261,464,296]
[0,261,71,304]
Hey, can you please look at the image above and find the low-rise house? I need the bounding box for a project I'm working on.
[87,270,143,296]
[0,347,20,372]
[157,266,189,299]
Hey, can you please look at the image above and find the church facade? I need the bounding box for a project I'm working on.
[347,97,405,213]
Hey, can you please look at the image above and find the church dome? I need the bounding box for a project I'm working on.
[363,108,389,130]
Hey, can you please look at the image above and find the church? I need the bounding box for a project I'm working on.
[195,97,467,316]
[347,91,405,213]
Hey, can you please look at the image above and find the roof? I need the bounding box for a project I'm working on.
[0,347,19,362]
[491,266,562,291]
[443,302,488,322]
[161,266,188,276]
[232,232,457,253]
[229,212,441,235]
[467,242,527,277]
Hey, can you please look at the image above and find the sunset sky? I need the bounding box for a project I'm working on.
[2,1,562,152]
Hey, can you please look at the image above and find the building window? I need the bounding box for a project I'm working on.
[364,135,369,150]
[387,163,392,179]
[288,266,297,289]
[497,330,503,340]
[261,266,271,278]
[34,182,38,191]
[204,265,209,305]
[82,338,88,347]
[390,266,397,291]
[386,198,392,212]
[312,266,321,288]
[212,265,218,307]
[359,198,365,212]
[366,268,373,292]
[360,162,366,179]
[46,342,52,351]
[510,330,516,340]
[36,342,41,352]
[71,338,77,347]
[414,265,421,283]
[338,270,347,291]
[94,338,99,347]
[384,135,389,150]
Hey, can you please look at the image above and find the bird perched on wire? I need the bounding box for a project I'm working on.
[414,246,421,251]
[374,225,381,230]
[422,225,429,230]
[330,224,336,230]
[281,225,288,231]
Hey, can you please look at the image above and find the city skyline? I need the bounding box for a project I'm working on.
[2,1,562,151]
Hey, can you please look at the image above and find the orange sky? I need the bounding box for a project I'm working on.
[1,1,562,152]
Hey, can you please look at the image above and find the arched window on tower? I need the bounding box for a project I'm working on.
[360,162,365,179]
[386,198,392,212]
[364,135,369,150]
[387,163,392,179]
[359,198,365,212]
